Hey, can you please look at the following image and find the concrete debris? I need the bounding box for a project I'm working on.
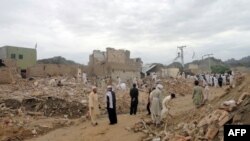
[219,100,237,112]
[163,78,193,96]
[205,126,219,140]
[1,97,87,119]
[2,136,23,141]
[237,92,250,104]
[1,65,249,141]
[130,79,250,141]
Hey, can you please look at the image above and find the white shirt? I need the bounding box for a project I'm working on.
[106,91,113,108]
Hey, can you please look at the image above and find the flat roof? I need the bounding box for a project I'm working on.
[0,45,36,50]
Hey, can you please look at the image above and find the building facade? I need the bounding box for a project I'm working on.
[88,48,143,80]
[0,46,37,70]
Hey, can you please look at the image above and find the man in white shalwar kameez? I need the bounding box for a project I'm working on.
[88,86,99,126]
[150,84,163,126]
[203,84,210,104]
[214,76,218,88]
[229,75,235,88]
[161,93,176,120]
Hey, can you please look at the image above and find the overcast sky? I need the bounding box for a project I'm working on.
[0,0,250,65]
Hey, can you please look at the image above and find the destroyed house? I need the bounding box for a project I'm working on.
[88,48,143,80]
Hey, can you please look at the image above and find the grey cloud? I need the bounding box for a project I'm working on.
[0,0,249,64]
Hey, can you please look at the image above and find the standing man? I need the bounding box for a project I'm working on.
[218,75,223,88]
[214,76,218,88]
[106,86,117,125]
[130,84,139,115]
[88,86,99,126]
[82,72,87,85]
[192,80,204,108]
[150,84,163,126]
[116,76,121,90]
[146,87,155,115]
[203,84,210,104]
[229,75,235,88]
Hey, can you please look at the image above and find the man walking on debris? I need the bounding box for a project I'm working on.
[150,84,163,126]
[192,80,204,108]
[88,86,100,126]
[161,93,175,119]
[106,85,117,125]
[130,83,139,115]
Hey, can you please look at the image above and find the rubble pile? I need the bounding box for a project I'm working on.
[163,78,193,96]
[129,74,250,141]
[0,115,80,141]
[0,96,87,119]
[235,72,245,86]
[129,93,249,141]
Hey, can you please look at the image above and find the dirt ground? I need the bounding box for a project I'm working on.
[26,114,144,141]
[1,72,249,141]
[24,86,226,141]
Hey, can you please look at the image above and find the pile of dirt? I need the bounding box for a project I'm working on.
[129,73,250,141]
[0,96,87,119]
[163,78,193,96]
[43,97,87,118]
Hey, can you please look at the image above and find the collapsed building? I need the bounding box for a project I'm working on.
[88,48,143,80]
[26,64,84,78]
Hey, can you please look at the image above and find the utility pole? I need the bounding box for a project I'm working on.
[202,54,213,72]
[177,46,186,67]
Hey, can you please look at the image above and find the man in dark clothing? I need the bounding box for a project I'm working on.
[0,59,6,67]
[146,87,155,115]
[106,85,117,125]
[130,83,139,115]
[218,75,223,87]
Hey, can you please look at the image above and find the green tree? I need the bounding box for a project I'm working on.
[211,65,230,74]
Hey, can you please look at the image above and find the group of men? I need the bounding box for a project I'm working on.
[187,72,235,88]
[149,84,176,126]
[88,81,176,127]
[88,85,117,126]
[191,72,236,108]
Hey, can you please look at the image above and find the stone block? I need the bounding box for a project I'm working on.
[205,126,219,140]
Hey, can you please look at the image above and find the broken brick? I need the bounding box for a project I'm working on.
[205,126,219,140]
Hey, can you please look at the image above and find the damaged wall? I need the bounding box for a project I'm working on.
[27,64,83,77]
[162,68,180,78]
[0,67,14,84]
[106,48,130,63]
[88,48,142,80]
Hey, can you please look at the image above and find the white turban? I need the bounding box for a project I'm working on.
[92,86,97,90]
[156,84,163,90]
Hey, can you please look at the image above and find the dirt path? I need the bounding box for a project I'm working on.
[26,114,144,141]
[25,87,226,141]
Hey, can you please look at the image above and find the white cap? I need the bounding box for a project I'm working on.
[156,84,163,90]
[92,86,97,90]
[107,85,112,89]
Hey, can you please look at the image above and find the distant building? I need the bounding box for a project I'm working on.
[0,46,37,70]
[88,48,143,80]
[162,68,180,78]
[188,64,200,74]
[142,63,164,77]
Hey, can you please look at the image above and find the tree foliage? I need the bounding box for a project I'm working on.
[211,65,230,74]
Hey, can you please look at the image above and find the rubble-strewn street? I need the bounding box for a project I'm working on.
[1,1,250,140]
[1,69,249,141]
